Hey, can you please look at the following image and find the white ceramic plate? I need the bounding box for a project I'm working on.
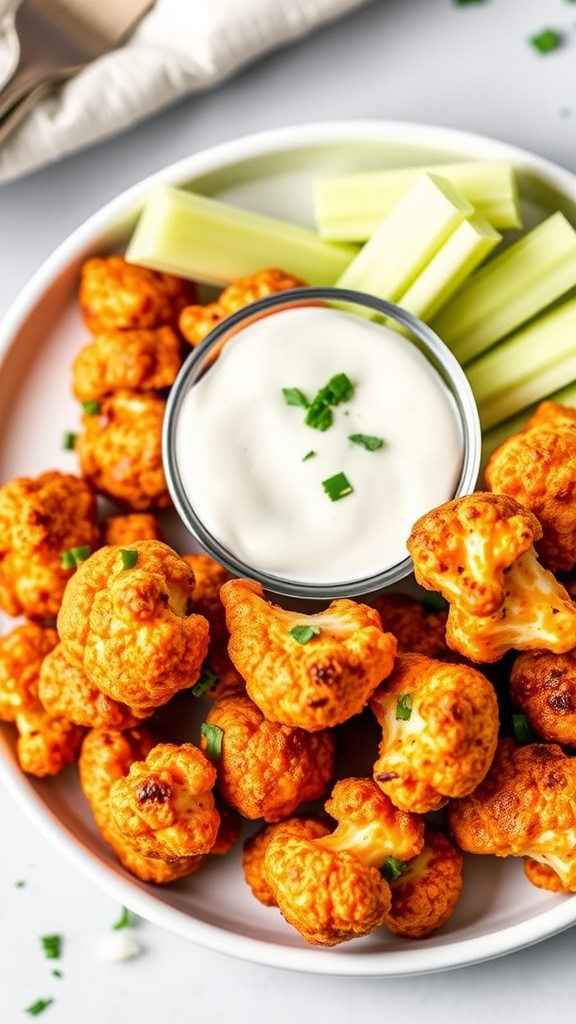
[1,121,576,977]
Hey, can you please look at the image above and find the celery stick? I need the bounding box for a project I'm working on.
[466,296,576,430]
[125,185,356,287]
[432,213,576,365]
[396,215,501,323]
[335,174,473,302]
[313,161,521,240]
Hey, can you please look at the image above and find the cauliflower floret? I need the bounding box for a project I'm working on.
[0,471,99,620]
[15,708,85,777]
[384,826,464,939]
[201,690,335,822]
[448,737,576,892]
[57,541,209,714]
[485,401,576,573]
[509,648,576,747]
[79,256,195,332]
[101,513,163,547]
[38,643,148,730]
[370,652,499,814]
[108,742,219,861]
[71,325,183,402]
[371,592,450,659]
[220,578,397,731]
[407,492,576,663]
[182,553,239,699]
[262,778,424,946]
[523,858,568,893]
[179,268,305,347]
[76,390,169,511]
[242,817,330,907]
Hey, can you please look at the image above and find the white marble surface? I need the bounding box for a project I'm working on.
[1,0,576,1020]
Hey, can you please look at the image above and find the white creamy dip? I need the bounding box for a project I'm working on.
[174,305,463,584]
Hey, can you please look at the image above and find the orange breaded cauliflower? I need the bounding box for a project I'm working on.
[57,541,210,714]
[407,492,576,663]
[262,778,424,946]
[182,553,239,698]
[448,738,576,893]
[14,708,85,777]
[220,578,397,731]
[384,826,464,939]
[371,653,499,814]
[76,390,169,510]
[509,648,576,748]
[371,592,450,659]
[71,325,183,402]
[101,513,163,547]
[38,643,148,730]
[79,255,195,333]
[108,742,219,861]
[242,817,330,907]
[79,727,205,883]
[201,690,335,822]
[179,268,305,346]
[0,470,99,620]
[485,401,576,574]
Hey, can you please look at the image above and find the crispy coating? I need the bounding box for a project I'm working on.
[38,643,147,730]
[221,578,397,731]
[485,402,576,573]
[79,256,195,333]
[57,541,210,714]
[108,742,219,860]
[76,390,169,511]
[510,648,576,748]
[15,708,85,777]
[0,470,99,620]
[101,513,163,547]
[182,553,239,698]
[384,826,464,939]
[179,268,305,346]
[407,492,576,662]
[0,623,58,721]
[448,738,576,892]
[202,690,335,822]
[371,653,499,814]
[71,325,183,402]
[523,858,567,893]
[371,592,450,659]
[242,817,330,907]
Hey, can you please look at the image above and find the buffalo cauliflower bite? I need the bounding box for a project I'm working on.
[201,690,335,822]
[79,256,195,333]
[242,817,330,907]
[262,778,424,946]
[38,643,148,730]
[384,826,464,939]
[407,492,576,663]
[509,649,576,748]
[57,541,210,714]
[0,470,99,620]
[179,268,306,347]
[448,738,576,892]
[71,325,183,402]
[371,592,450,659]
[101,513,163,547]
[220,578,397,731]
[108,742,219,861]
[371,652,499,814]
[182,553,239,698]
[485,401,576,574]
[76,390,169,510]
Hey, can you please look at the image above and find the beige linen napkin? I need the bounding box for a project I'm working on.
[0,0,371,183]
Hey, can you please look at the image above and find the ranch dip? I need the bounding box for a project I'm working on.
[174,304,463,584]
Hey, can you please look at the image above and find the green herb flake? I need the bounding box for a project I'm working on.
[282,387,309,408]
[15,880,26,888]
[305,396,333,431]
[81,399,101,416]
[348,433,384,452]
[119,548,138,570]
[529,28,563,53]
[62,431,77,451]
[191,666,219,697]
[61,545,91,570]
[419,592,449,612]
[396,693,413,722]
[322,471,353,502]
[51,971,62,980]
[302,450,316,462]
[513,713,534,745]
[320,372,354,405]
[112,906,131,931]
[40,935,61,960]
[381,856,408,883]
[289,624,321,645]
[25,998,53,1016]
[201,721,224,759]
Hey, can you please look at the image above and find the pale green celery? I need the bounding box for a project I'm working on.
[432,213,576,365]
[335,174,473,303]
[125,185,356,288]
[480,381,576,471]
[467,296,576,431]
[313,161,521,240]
[396,215,501,323]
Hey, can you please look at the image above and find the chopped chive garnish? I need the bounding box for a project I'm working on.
[81,399,101,415]
[40,935,61,960]
[396,693,413,721]
[320,372,354,405]
[348,433,384,451]
[15,880,26,887]
[381,856,408,883]
[419,592,449,612]
[51,970,62,979]
[289,624,321,644]
[201,722,224,759]
[302,450,316,461]
[25,998,53,1016]
[112,906,131,930]
[62,431,77,451]
[305,396,333,431]
[513,713,534,744]
[119,549,138,570]
[529,28,563,53]
[322,471,353,502]
[191,666,219,697]
[61,545,91,569]
[282,387,309,408]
